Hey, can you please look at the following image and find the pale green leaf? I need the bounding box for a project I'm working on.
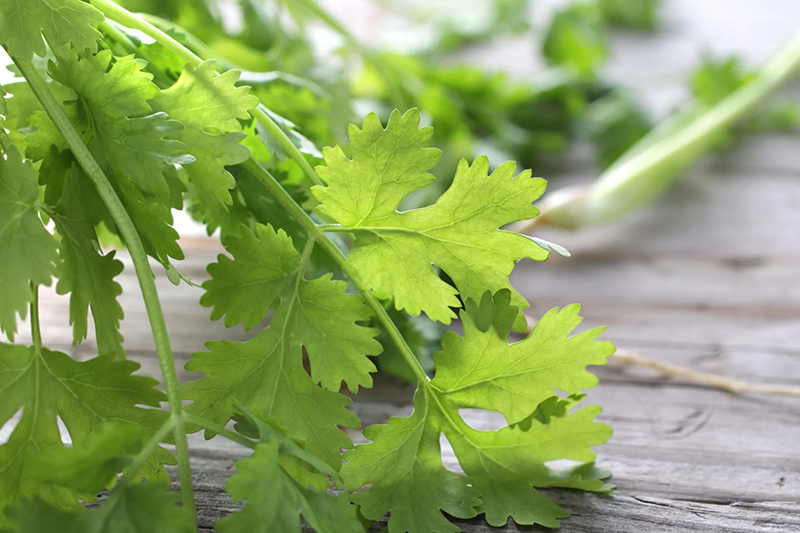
[0,0,104,60]
[431,290,614,424]
[343,292,613,531]
[313,109,549,325]
[151,61,258,213]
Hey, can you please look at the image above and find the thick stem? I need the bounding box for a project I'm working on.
[242,159,431,383]
[13,57,197,520]
[520,28,800,232]
[89,0,323,188]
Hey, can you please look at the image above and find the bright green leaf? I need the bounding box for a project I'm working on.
[0,0,104,60]
[199,224,381,392]
[343,291,613,531]
[186,224,381,466]
[343,389,481,533]
[431,291,614,424]
[0,344,174,526]
[151,60,258,214]
[313,109,549,326]
[0,140,59,340]
[542,3,608,78]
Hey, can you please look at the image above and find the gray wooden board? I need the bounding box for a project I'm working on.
[8,0,800,530]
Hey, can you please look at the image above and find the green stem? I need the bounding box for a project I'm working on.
[30,284,41,349]
[530,28,800,231]
[117,415,177,491]
[183,413,257,451]
[242,159,431,383]
[89,0,323,188]
[12,57,196,520]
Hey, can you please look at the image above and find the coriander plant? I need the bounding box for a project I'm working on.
[0,1,615,531]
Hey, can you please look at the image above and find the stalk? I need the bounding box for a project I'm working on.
[13,58,197,521]
[29,284,42,349]
[89,0,323,188]
[518,28,800,232]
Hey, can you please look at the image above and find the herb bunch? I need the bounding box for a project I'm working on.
[0,1,615,532]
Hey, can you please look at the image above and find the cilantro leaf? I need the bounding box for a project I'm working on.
[0,139,60,341]
[542,2,609,78]
[185,224,380,467]
[598,0,660,31]
[49,50,191,200]
[199,224,381,392]
[25,422,149,494]
[218,440,363,533]
[431,291,613,424]
[344,389,481,533]
[690,54,753,107]
[51,159,126,359]
[0,0,104,60]
[342,291,613,531]
[313,109,549,326]
[7,484,194,533]
[0,344,173,526]
[43,50,193,263]
[217,408,363,533]
[151,61,258,215]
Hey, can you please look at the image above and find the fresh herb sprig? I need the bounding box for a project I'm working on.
[0,1,613,532]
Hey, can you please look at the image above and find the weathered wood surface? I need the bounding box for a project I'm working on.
[11,0,800,531]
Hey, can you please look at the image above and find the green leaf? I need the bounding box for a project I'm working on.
[51,159,126,359]
[430,291,614,424]
[49,50,192,200]
[43,50,192,263]
[217,439,363,533]
[151,60,258,214]
[690,54,754,107]
[342,291,613,531]
[0,140,59,340]
[199,224,381,392]
[598,0,660,30]
[186,224,381,467]
[313,109,549,326]
[343,389,481,533]
[0,344,174,526]
[25,422,148,494]
[0,0,104,60]
[542,2,608,78]
[7,484,194,533]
